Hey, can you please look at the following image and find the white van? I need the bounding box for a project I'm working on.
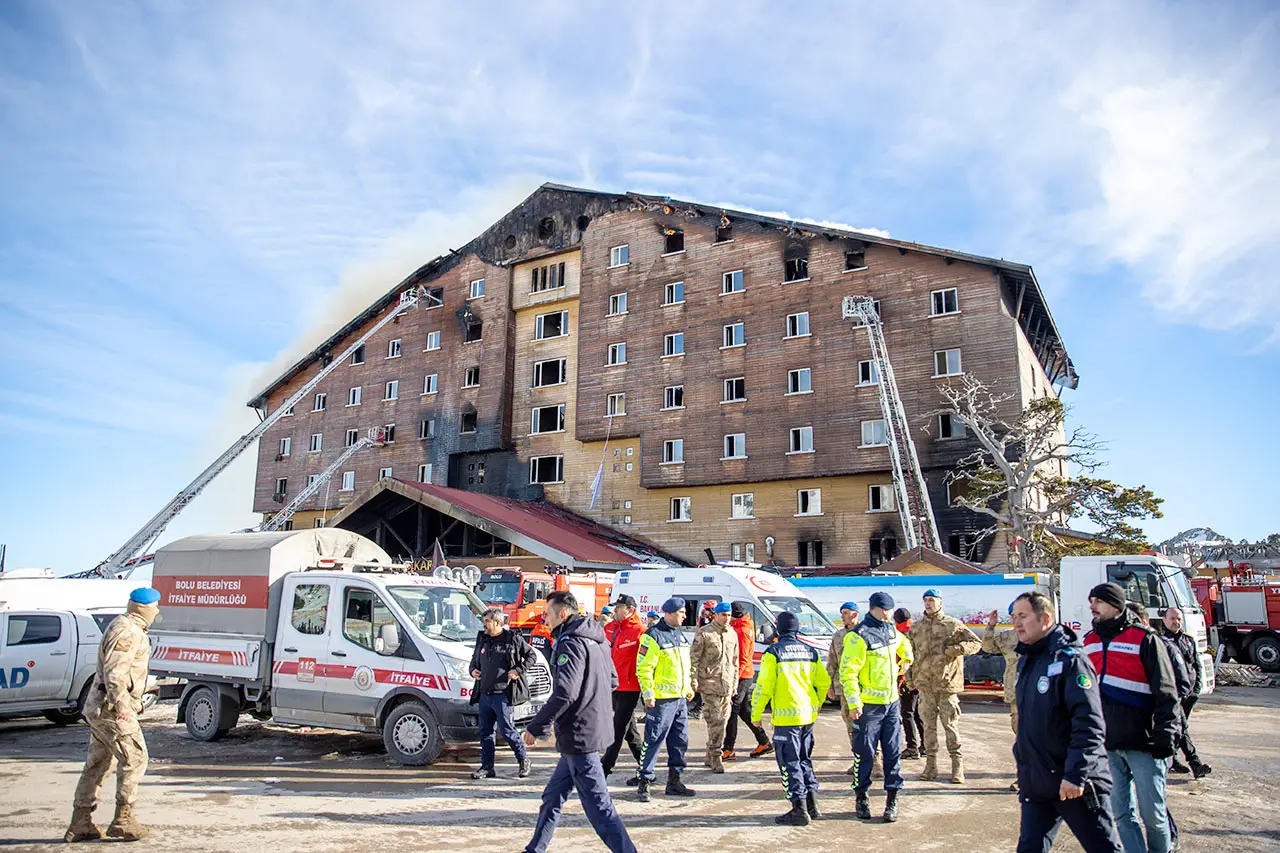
[613,564,838,661]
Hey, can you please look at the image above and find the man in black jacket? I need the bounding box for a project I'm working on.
[1012,591,1121,853]
[522,591,636,853]
[468,609,536,780]
[1159,607,1212,778]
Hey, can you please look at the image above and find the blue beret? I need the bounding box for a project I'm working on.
[923,588,943,600]
[130,587,161,605]
[840,601,859,613]
[713,602,732,614]
[646,611,660,619]
[869,591,895,611]
[1008,600,1018,616]
[661,597,686,614]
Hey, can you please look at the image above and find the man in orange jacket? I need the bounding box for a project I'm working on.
[602,595,646,775]
[721,602,773,760]
[530,617,554,666]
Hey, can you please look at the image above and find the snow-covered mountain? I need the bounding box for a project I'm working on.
[1159,527,1233,551]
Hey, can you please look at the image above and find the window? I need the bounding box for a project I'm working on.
[351,345,365,365]
[722,377,746,402]
[669,497,691,522]
[469,278,486,299]
[723,433,746,459]
[417,463,433,482]
[606,393,626,417]
[535,310,567,339]
[341,587,399,652]
[307,474,319,487]
[731,493,755,519]
[1106,562,1171,610]
[379,466,392,479]
[340,471,355,491]
[463,366,480,388]
[938,413,967,439]
[418,418,436,440]
[664,281,685,305]
[279,437,291,457]
[387,339,402,359]
[608,292,628,315]
[798,540,824,567]
[788,368,812,394]
[532,358,566,387]
[947,532,981,560]
[861,419,888,447]
[422,374,438,395]
[715,220,733,242]
[722,323,745,348]
[460,412,477,434]
[797,488,822,516]
[424,331,441,352]
[858,360,881,386]
[531,261,567,293]
[274,478,287,499]
[282,405,295,417]
[423,286,444,309]
[313,518,324,529]
[609,245,629,267]
[664,332,684,357]
[870,535,899,567]
[934,348,963,377]
[844,250,867,271]
[6,613,62,646]
[663,228,685,254]
[382,424,395,443]
[786,312,810,338]
[348,386,362,406]
[531,404,566,434]
[529,455,564,484]
[784,257,809,282]
[663,385,684,409]
[345,428,359,447]
[607,343,627,366]
[309,433,322,453]
[280,519,294,531]
[290,584,329,635]
[731,542,756,561]
[312,393,327,412]
[931,287,959,316]
[869,484,896,512]
[789,426,813,453]
[464,319,482,343]
[384,380,399,401]
[722,270,744,294]
[662,439,684,464]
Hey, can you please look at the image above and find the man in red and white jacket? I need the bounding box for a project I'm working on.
[1083,583,1180,853]
[602,594,646,775]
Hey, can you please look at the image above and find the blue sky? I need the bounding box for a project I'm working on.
[1,1,1277,573]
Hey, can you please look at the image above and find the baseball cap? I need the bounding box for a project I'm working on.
[612,594,637,608]
[661,596,686,614]
[713,602,732,614]
[869,591,895,611]
[923,588,943,600]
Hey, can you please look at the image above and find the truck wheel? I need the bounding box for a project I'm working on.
[141,691,159,712]
[382,700,444,765]
[43,706,82,726]
[185,686,230,742]
[1249,636,1280,671]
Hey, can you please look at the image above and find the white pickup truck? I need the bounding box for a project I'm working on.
[147,529,553,765]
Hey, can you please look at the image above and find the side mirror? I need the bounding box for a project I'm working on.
[376,623,401,656]
[1181,564,1197,580]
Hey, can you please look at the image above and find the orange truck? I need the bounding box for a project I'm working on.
[476,567,615,631]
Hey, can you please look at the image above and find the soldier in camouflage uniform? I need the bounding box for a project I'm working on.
[690,602,739,773]
[64,587,161,843]
[983,606,1021,733]
[826,602,861,774]
[907,589,981,784]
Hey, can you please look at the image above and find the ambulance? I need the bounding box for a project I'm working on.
[146,529,553,765]
[612,563,838,660]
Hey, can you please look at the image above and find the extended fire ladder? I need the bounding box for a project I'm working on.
[842,296,942,551]
[258,427,387,532]
[76,286,426,578]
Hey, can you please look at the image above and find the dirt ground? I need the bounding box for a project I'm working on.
[1,688,1277,852]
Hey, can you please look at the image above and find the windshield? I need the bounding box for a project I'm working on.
[760,596,836,637]
[477,581,520,605]
[388,585,484,643]
[1162,566,1198,611]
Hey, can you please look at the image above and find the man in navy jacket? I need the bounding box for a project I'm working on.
[523,591,636,853]
[1012,591,1121,853]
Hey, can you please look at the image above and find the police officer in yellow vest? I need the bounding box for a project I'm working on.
[633,597,696,803]
[841,591,914,823]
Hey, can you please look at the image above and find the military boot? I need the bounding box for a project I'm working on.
[919,756,939,781]
[637,779,651,803]
[950,755,966,784]
[805,791,824,820]
[105,804,149,842]
[854,791,872,820]
[665,770,696,797]
[775,798,811,826]
[63,807,102,843]
[883,789,900,823]
[707,748,725,774]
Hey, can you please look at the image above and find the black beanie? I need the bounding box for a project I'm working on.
[776,611,800,635]
[1089,582,1126,612]
[730,602,747,618]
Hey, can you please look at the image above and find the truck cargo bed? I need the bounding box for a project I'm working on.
[150,631,268,683]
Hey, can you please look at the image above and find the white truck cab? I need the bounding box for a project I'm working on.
[148,530,552,765]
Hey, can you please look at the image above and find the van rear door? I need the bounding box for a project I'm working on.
[1,611,74,702]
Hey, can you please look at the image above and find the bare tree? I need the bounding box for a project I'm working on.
[931,375,1162,569]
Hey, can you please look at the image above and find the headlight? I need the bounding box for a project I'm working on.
[439,654,472,681]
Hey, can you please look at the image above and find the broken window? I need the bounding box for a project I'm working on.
[870,535,898,567]
[531,261,566,293]
[715,217,733,242]
[663,228,685,254]
[844,250,867,271]
[531,404,565,434]
[784,257,809,282]
[529,456,564,484]
[464,319,482,343]
[418,418,435,440]
[382,424,395,443]
[946,533,979,560]
[938,413,966,439]
[664,385,684,409]
[463,367,480,387]
[424,287,444,308]
[797,540,824,567]
[532,358,566,387]
[535,310,567,339]
[350,345,365,365]
[460,411,478,434]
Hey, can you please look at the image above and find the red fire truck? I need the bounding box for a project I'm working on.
[1192,563,1280,671]
[475,567,614,632]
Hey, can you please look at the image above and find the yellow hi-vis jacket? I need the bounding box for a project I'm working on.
[840,617,914,710]
[636,620,692,702]
[751,635,831,726]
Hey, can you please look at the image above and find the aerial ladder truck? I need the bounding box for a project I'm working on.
[257,427,387,532]
[842,295,942,552]
[73,286,426,578]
